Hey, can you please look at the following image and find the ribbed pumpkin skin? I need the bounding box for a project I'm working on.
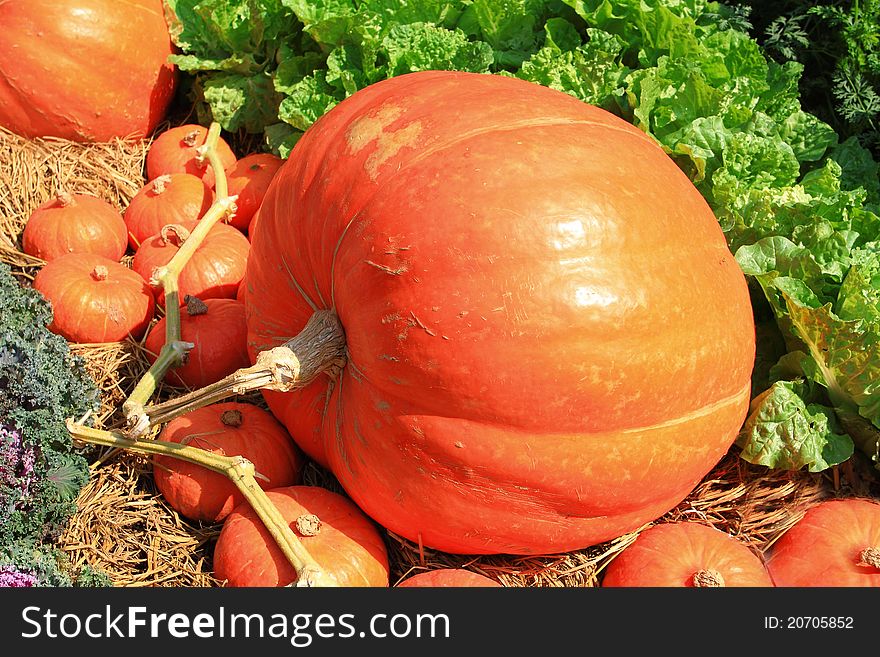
[132,220,249,306]
[22,193,127,262]
[33,253,155,343]
[766,498,880,587]
[144,298,250,388]
[225,153,284,232]
[245,71,755,555]
[153,402,303,524]
[601,523,773,587]
[213,486,390,587]
[145,124,237,189]
[397,569,501,588]
[123,173,214,250]
[0,0,177,141]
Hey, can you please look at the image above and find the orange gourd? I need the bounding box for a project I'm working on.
[766,498,880,587]
[601,522,774,587]
[144,296,250,389]
[153,402,303,524]
[22,192,127,262]
[123,173,214,250]
[132,221,249,306]
[396,569,502,587]
[32,253,154,343]
[212,486,390,587]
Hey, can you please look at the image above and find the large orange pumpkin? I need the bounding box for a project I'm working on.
[0,0,177,142]
[244,71,755,555]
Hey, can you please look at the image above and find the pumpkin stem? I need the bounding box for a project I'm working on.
[91,265,109,281]
[137,310,347,429]
[65,419,338,588]
[220,409,244,427]
[183,130,201,148]
[161,223,191,245]
[295,514,322,537]
[692,569,725,587]
[857,547,880,569]
[185,295,209,316]
[152,174,172,194]
[56,190,75,207]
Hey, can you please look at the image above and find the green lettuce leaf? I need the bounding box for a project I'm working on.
[736,380,854,472]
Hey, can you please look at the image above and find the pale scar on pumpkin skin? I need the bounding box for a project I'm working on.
[345,104,424,182]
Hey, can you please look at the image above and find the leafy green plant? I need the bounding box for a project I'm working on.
[0,262,109,586]
[733,0,880,157]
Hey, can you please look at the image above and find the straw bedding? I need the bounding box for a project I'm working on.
[2,125,877,588]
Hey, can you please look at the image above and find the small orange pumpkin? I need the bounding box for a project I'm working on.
[145,124,237,189]
[213,486,390,587]
[153,402,303,524]
[22,191,128,262]
[144,296,250,388]
[225,153,284,232]
[131,221,250,307]
[32,253,155,343]
[766,498,880,587]
[601,522,774,587]
[123,173,214,250]
[396,568,501,587]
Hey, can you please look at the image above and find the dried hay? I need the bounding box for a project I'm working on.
[3,124,877,588]
[59,453,222,588]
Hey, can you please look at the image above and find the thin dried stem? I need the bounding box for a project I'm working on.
[122,122,237,423]
[66,420,338,587]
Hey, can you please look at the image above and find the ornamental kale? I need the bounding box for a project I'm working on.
[0,565,38,588]
[0,424,38,518]
[0,263,106,585]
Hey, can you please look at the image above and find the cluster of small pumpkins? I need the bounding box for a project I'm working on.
[25,124,273,349]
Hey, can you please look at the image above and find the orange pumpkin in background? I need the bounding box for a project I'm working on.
[0,0,177,141]
[244,71,756,555]
[225,153,284,232]
[145,124,237,189]
[123,173,214,250]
